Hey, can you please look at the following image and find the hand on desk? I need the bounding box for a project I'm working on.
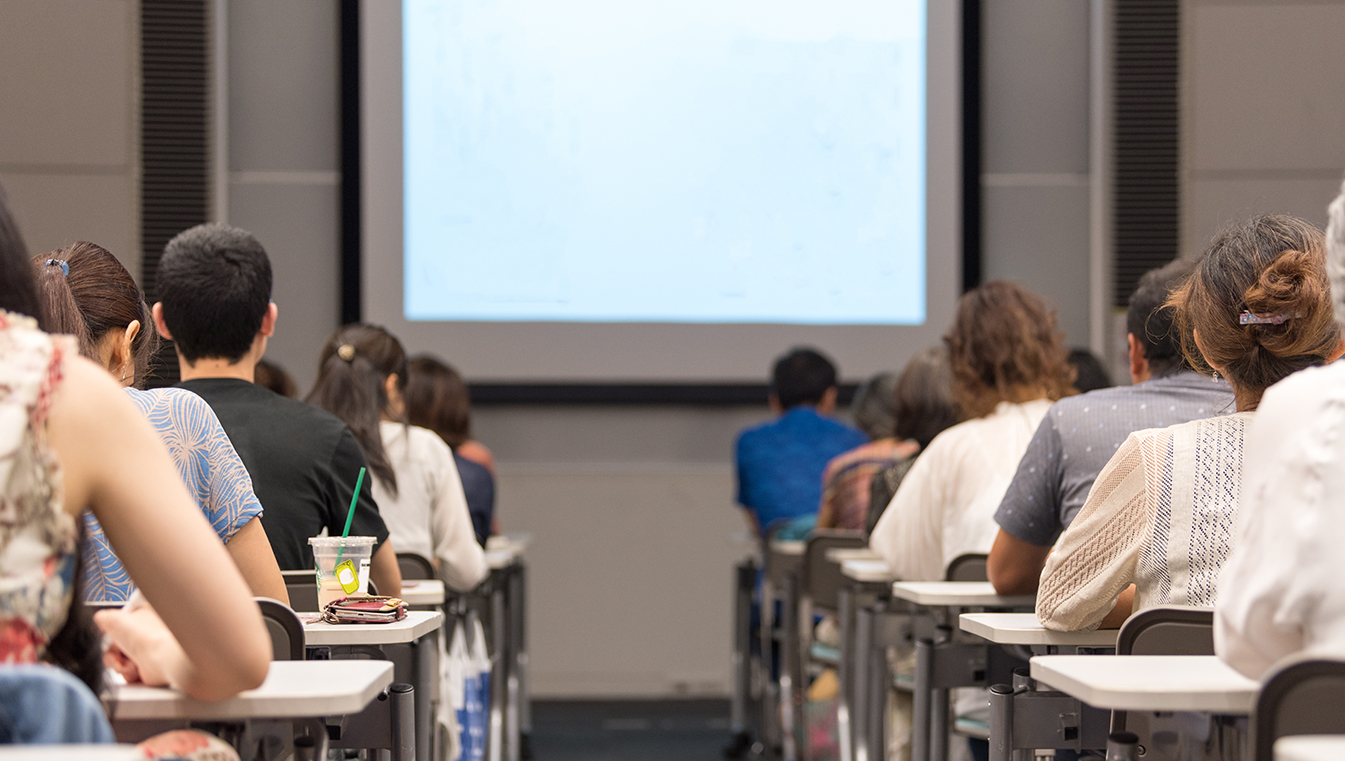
[96,603,189,690]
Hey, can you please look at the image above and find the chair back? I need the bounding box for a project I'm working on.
[257,597,306,661]
[1111,606,1214,734]
[397,552,435,580]
[283,570,319,612]
[763,522,805,587]
[1254,656,1345,761]
[944,553,989,582]
[800,531,867,613]
[1116,606,1214,656]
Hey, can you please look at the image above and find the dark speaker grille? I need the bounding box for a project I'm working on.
[141,0,210,386]
[1113,0,1180,307]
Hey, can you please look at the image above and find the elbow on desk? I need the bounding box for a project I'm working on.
[986,557,1040,597]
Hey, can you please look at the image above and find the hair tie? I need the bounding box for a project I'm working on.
[337,344,356,362]
[45,259,69,277]
[1239,311,1300,326]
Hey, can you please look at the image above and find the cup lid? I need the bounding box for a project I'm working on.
[308,536,377,547]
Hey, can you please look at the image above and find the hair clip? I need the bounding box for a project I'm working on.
[337,344,356,362]
[1239,311,1299,326]
[45,259,69,277]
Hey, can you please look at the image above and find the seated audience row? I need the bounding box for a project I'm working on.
[1037,214,1343,630]
[0,183,270,702]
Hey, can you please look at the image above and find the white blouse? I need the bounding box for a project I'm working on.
[372,421,488,592]
[870,399,1053,581]
[1216,363,1345,679]
[1037,411,1253,631]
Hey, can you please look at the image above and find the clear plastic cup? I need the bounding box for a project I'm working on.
[309,536,376,608]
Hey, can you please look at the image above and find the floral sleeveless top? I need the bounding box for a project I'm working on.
[0,311,77,663]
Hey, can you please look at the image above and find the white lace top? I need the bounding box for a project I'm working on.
[1037,411,1253,631]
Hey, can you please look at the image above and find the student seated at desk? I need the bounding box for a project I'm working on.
[814,372,918,532]
[0,184,269,703]
[30,242,286,604]
[1217,184,1345,679]
[405,355,495,545]
[152,223,401,598]
[987,260,1233,595]
[870,281,1075,581]
[1038,214,1345,631]
[735,347,866,536]
[863,346,960,533]
[309,325,488,592]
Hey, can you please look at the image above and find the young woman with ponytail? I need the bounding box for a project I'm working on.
[1038,214,1345,631]
[308,324,487,592]
[31,242,287,605]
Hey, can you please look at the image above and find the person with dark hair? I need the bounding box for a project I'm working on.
[869,281,1075,582]
[1038,214,1345,631]
[0,183,269,712]
[151,223,401,598]
[31,242,286,604]
[815,372,919,531]
[309,325,487,591]
[1066,348,1112,393]
[253,358,297,398]
[988,259,1234,596]
[1216,183,1345,679]
[734,347,866,534]
[405,355,495,544]
[864,346,961,533]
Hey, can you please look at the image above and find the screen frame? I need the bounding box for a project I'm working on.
[350,0,971,400]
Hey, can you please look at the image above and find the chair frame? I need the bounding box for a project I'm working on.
[1254,656,1345,761]
[1112,605,1214,733]
[397,551,435,581]
[256,596,306,661]
[944,553,989,582]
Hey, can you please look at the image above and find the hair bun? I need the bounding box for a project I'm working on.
[1241,247,1332,358]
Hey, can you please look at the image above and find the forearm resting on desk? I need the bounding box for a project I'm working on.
[370,541,403,599]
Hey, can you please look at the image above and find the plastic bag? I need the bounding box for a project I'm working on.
[442,611,491,761]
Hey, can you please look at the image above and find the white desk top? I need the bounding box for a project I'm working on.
[959,613,1118,647]
[400,579,445,606]
[890,581,1035,608]
[0,748,143,760]
[826,547,882,564]
[1275,735,1345,761]
[769,540,805,556]
[841,559,895,583]
[485,547,521,569]
[486,533,532,552]
[104,660,393,721]
[303,610,443,646]
[1030,655,1257,714]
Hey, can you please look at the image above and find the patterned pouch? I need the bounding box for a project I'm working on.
[320,595,408,624]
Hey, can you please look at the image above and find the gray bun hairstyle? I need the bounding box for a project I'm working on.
[1329,179,1345,330]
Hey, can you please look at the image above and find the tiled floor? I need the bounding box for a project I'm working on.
[529,698,734,761]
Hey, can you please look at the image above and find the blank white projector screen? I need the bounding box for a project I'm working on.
[361,1,961,383]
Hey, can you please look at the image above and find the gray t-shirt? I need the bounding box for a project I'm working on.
[994,371,1234,547]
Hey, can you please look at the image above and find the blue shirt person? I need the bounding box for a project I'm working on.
[735,348,866,534]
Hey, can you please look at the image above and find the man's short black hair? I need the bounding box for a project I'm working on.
[770,347,838,409]
[157,223,273,364]
[1127,258,1196,377]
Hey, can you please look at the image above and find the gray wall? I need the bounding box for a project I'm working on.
[0,0,140,273]
[5,0,1342,698]
[1181,0,1345,258]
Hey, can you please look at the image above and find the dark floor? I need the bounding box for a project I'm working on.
[530,698,734,761]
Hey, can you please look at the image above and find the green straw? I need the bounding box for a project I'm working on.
[335,466,366,568]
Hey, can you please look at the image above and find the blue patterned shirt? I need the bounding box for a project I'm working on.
[82,388,264,602]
